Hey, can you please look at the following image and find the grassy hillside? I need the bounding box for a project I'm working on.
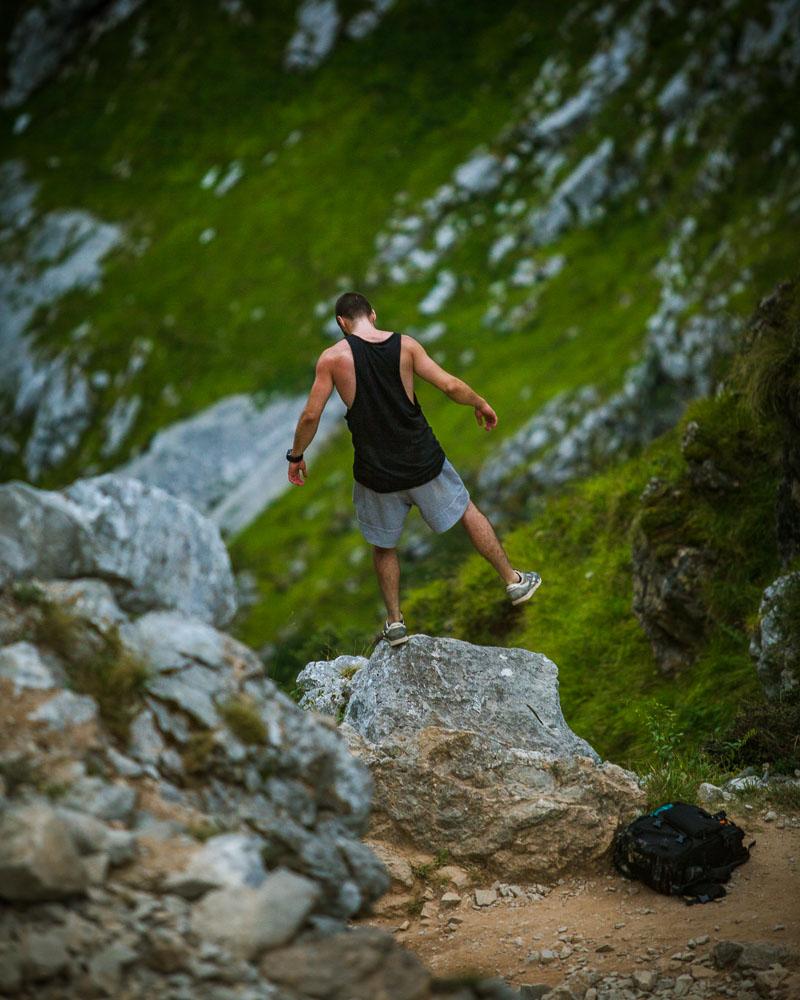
[2,1,799,768]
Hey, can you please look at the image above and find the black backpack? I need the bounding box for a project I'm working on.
[613,801,753,904]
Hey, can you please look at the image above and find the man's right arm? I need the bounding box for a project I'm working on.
[404,335,498,430]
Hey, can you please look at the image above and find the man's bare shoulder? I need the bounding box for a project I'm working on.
[400,333,421,352]
[316,342,348,366]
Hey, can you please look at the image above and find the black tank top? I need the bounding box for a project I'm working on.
[343,332,446,493]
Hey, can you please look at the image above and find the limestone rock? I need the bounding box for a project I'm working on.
[296,654,368,717]
[344,634,598,760]
[350,725,642,881]
[191,867,321,959]
[28,689,98,730]
[164,832,268,899]
[750,571,800,699]
[0,475,237,627]
[117,391,345,537]
[0,801,88,901]
[264,926,431,999]
[0,640,62,692]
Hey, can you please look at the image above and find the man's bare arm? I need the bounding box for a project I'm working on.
[288,354,334,485]
[404,335,498,429]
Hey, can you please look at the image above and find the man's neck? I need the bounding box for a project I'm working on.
[347,322,392,341]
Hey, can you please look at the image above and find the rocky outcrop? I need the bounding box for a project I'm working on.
[2,1,149,109]
[302,635,644,880]
[750,572,800,699]
[0,596,526,998]
[117,391,345,537]
[0,475,237,627]
[631,477,715,675]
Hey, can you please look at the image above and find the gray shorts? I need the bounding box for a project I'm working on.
[352,457,471,547]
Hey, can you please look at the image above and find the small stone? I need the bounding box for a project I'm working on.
[764,810,777,822]
[474,888,498,907]
[595,944,614,953]
[674,973,694,997]
[0,946,22,993]
[143,928,189,973]
[440,891,462,909]
[633,969,657,991]
[420,900,438,920]
[397,920,410,932]
[773,923,785,931]
[83,852,110,885]
[22,929,69,980]
[539,948,557,964]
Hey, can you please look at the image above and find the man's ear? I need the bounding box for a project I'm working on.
[370,309,377,324]
[336,315,346,333]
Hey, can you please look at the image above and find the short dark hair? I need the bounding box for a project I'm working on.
[335,291,373,321]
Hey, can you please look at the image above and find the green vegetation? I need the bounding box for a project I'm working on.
[218,694,268,745]
[2,0,798,792]
[28,596,150,743]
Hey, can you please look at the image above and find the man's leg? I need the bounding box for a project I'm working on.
[373,545,403,622]
[460,500,520,585]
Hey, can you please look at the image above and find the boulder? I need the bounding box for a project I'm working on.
[0,475,236,627]
[319,635,645,879]
[750,572,800,699]
[0,801,89,901]
[344,634,598,759]
[191,867,321,959]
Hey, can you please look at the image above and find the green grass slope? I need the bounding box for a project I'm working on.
[1,1,798,774]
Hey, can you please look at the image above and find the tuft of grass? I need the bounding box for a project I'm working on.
[182,730,217,776]
[635,701,732,810]
[217,694,267,745]
[31,600,150,743]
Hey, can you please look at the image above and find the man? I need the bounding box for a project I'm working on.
[286,291,541,646]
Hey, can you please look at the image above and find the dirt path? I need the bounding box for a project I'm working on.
[360,812,800,995]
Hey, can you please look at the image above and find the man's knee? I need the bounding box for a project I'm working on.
[460,499,478,521]
[373,544,396,555]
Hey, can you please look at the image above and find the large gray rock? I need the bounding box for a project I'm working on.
[0,475,237,627]
[312,635,646,879]
[750,571,800,699]
[344,634,597,760]
[0,801,89,901]
[190,867,321,959]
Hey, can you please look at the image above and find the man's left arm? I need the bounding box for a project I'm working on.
[287,355,334,486]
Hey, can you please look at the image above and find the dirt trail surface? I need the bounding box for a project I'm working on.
[360,812,800,996]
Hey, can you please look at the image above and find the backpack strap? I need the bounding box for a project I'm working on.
[685,882,727,905]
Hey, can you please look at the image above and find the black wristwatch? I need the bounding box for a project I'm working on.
[286,448,304,463]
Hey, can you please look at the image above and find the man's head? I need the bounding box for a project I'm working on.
[335,291,376,334]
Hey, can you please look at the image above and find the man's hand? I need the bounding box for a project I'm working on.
[474,401,498,430]
[288,460,308,486]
